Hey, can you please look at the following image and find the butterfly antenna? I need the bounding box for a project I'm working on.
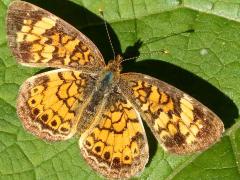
[121,50,168,63]
[99,9,116,60]
[121,55,140,63]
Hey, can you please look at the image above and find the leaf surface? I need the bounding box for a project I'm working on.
[0,0,240,179]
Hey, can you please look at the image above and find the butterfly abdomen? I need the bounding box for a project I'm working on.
[78,71,116,133]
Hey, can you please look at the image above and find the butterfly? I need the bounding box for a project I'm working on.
[6,1,224,179]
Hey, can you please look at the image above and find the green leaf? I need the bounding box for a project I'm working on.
[0,0,240,179]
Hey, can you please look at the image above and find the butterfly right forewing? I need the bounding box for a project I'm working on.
[120,72,224,154]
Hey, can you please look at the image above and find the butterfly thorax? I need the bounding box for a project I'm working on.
[98,54,123,88]
[95,54,123,88]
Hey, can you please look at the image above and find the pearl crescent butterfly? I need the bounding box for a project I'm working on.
[6,1,224,179]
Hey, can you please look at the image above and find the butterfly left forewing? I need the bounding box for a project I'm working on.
[79,90,149,179]
[120,73,224,154]
[7,1,105,71]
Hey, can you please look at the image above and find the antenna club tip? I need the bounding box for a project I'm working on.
[99,8,104,15]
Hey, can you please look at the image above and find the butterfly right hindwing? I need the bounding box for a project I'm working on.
[79,89,149,179]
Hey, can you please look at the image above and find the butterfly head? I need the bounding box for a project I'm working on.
[106,54,123,73]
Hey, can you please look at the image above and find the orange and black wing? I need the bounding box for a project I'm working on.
[79,90,148,179]
[7,1,105,71]
[17,69,97,141]
[120,73,224,154]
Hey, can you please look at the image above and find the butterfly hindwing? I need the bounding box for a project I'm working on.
[7,1,105,71]
[17,69,97,141]
[79,90,149,179]
[120,73,224,154]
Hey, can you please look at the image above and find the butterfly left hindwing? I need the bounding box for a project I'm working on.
[17,69,98,141]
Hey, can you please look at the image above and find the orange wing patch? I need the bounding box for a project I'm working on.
[17,69,96,141]
[7,1,105,70]
[80,93,148,179]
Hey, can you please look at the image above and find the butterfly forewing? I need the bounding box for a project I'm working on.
[79,90,149,179]
[17,69,97,141]
[7,1,105,71]
[120,73,224,154]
